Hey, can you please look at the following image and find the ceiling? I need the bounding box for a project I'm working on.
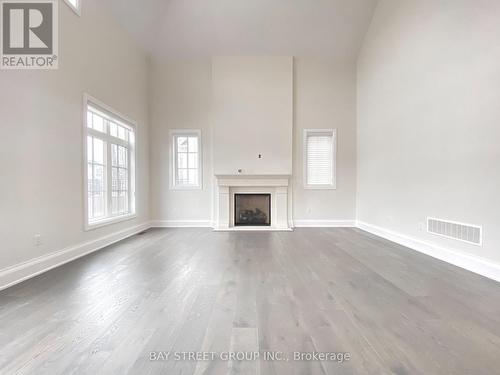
[104,0,378,60]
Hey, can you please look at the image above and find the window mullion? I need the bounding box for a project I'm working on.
[90,162,94,220]
[128,148,132,214]
[87,128,128,147]
[106,140,112,218]
[173,136,178,187]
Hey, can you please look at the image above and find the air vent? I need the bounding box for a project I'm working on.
[427,217,482,246]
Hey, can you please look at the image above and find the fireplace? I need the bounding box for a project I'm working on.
[214,175,291,231]
[234,194,271,226]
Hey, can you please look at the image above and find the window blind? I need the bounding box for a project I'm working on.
[306,132,334,186]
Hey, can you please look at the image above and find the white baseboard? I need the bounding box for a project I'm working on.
[294,220,356,228]
[356,221,500,283]
[151,220,213,228]
[0,222,151,291]
[213,227,294,232]
[152,219,357,229]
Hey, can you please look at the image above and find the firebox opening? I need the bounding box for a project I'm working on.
[234,194,271,227]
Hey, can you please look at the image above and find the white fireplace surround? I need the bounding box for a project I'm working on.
[214,175,293,231]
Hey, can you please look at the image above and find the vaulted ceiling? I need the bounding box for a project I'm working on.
[104,0,378,60]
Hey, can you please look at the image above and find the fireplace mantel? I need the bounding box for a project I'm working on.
[214,175,293,231]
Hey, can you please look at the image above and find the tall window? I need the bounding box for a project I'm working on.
[171,130,202,189]
[304,129,336,189]
[84,95,136,229]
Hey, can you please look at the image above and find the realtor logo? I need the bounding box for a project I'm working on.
[1,0,58,69]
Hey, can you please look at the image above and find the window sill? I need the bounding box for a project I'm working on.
[170,185,202,191]
[303,184,337,190]
[85,213,136,231]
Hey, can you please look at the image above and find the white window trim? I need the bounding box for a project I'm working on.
[169,129,203,191]
[63,0,81,16]
[303,129,337,190]
[83,93,137,231]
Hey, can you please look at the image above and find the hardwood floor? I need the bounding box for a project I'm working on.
[1,228,499,374]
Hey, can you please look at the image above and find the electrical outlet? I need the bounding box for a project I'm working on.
[34,234,42,246]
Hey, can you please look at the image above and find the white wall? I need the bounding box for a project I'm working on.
[357,0,500,263]
[149,59,214,225]
[0,0,150,280]
[293,58,357,223]
[150,57,357,225]
[212,56,293,175]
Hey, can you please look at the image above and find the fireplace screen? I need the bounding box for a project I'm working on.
[234,194,271,226]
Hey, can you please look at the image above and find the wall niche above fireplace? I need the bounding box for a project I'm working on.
[234,194,271,226]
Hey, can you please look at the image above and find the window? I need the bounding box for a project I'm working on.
[64,0,81,15]
[303,129,336,189]
[170,130,202,189]
[84,95,136,229]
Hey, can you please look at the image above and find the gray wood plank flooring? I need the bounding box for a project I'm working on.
[0,228,499,374]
